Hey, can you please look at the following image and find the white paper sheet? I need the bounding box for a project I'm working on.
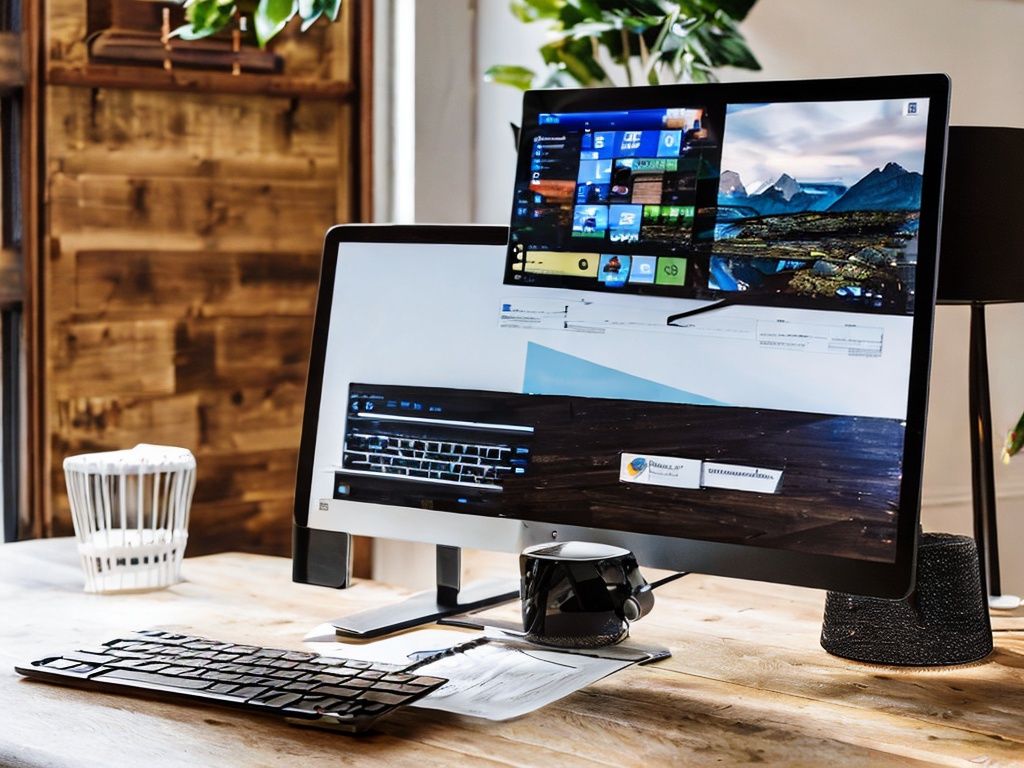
[304,626,633,720]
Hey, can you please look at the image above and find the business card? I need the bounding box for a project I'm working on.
[619,453,702,489]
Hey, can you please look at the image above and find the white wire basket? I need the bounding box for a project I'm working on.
[63,444,197,593]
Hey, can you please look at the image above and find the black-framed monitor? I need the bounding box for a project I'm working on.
[293,73,950,636]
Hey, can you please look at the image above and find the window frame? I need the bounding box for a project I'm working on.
[0,0,38,542]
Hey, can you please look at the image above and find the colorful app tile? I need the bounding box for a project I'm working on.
[520,250,600,277]
[609,204,643,243]
[655,257,688,287]
[582,131,617,158]
[615,130,661,157]
[598,254,631,287]
[572,205,608,238]
[576,183,610,204]
[577,158,613,184]
[657,130,683,157]
[628,255,658,284]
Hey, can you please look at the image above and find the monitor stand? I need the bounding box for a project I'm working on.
[330,544,520,639]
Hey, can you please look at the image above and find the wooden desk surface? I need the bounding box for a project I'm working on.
[3,538,1024,767]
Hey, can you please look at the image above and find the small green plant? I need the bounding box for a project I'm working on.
[174,0,342,49]
[1003,411,1024,463]
[485,0,761,90]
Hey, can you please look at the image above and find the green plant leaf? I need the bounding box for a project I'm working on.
[179,0,237,40]
[556,44,610,87]
[690,21,759,69]
[322,0,342,22]
[564,20,620,38]
[620,14,661,37]
[511,0,565,23]
[556,2,588,32]
[298,0,327,30]
[169,22,215,41]
[254,0,297,47]
[483,64,537,91]
[616,0,670,14]
[300,11,322,31]
[572,0,607,20]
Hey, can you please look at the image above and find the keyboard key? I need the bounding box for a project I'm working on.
[96,668,215,689]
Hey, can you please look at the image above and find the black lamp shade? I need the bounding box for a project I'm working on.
[937,126,1024,304]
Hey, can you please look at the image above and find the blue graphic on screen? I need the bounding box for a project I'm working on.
[582,131,617,158]
[598,254,630,287]
[578,159,613,184]
[615,130,662,157]
[522,342,724,405]
[657,130,683,157]
[609,205,643,243]
[573,206,609,237]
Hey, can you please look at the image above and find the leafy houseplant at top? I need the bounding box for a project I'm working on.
[485,0,761,90]
[175,0,342,49]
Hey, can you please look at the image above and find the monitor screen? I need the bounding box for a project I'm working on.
[294,74,949,610]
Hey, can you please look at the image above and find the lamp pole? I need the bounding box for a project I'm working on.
[968,301,1000,600]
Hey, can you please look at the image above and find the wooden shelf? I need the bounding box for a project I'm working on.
[47,62,354,100]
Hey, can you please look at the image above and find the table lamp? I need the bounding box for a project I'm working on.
[936,125,1024,608]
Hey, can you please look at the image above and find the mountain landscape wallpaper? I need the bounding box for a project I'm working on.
[711,99,931,314]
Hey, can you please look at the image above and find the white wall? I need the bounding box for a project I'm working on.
[374,0,477,223]
[384,0,1024,596]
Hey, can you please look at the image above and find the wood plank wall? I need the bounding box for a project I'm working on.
[41,1,367,560]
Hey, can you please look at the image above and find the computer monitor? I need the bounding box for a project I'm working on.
[293,73,950,637]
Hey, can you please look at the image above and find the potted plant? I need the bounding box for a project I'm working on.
[485,0,761,90]
[175,0,342,48]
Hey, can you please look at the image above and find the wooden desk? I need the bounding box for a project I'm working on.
[3,538,1024,767]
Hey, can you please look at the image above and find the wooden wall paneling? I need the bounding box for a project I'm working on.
[57,393,203,455]
[40,1,367,564]
[51,318,177,398]
[47,0,90,66]
[72,249,321,317]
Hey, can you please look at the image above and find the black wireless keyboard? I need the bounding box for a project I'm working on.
[15,629,448,733]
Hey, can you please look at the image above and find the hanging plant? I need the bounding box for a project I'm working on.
[173,0,342,49]
[485,0,761,89]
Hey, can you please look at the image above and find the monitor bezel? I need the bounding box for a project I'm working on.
[295,74,949,601]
